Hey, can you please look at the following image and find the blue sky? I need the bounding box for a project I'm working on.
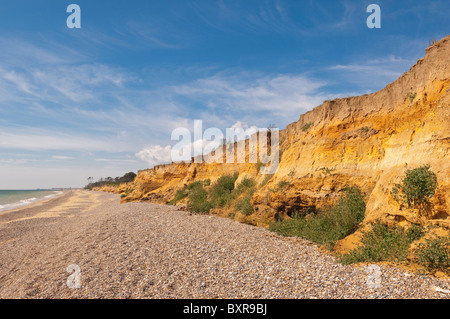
[0,0,448,189]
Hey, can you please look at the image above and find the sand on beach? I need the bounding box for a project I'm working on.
[0,190,449,299]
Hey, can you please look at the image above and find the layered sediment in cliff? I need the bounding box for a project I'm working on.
[103,36,450,247]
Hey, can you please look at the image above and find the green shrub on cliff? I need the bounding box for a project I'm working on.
[187,181,212,214]
[167,189,188,205]
[209,173,239,208]
[233,178,257,216]
[270,185,366,249]
[235,193,255,216]
[416,234,450,274]
[391,165,437,214]
[185,175,239,214]
[339,222,424,264]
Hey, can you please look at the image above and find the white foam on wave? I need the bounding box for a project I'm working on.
[20,197,37,204]
[44,191,63,199]
[0,191,63,213]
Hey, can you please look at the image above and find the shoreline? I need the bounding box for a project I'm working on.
[0,190,69,217]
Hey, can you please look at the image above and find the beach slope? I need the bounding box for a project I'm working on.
[0,190,448,298]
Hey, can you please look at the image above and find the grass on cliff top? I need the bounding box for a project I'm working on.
[269,185,366,250]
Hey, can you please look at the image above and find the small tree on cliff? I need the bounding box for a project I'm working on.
[391,165,438,216]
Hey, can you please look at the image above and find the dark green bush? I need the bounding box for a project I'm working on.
[405,224,426,242]
[167,189,188,205]
[339,222,425,265]
[270,185,366,249]
[237,177,255,190]
[391,165,437,212]
[416,235,450,274]
[232,178,257,216]
[187,182,212,214]
[187,180,209,191]
[235,194,254,216]
[209,173,239,208]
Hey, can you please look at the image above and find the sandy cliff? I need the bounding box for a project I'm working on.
[101,35,450,248]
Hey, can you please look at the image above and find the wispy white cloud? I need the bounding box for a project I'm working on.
[52,155,73,160]
[0,130,133,152]
[123,20,184,49]
[94,158,137,163]
[326,54,415,90]
[1,63,133,104]
[0,36,86,67]
[169,72,333,126]
[189,0,307,36]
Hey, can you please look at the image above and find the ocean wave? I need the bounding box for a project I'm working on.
[0,191,63,213]
[44,191,63,199]
[20,197,37,203]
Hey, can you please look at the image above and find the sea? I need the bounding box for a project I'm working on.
[0,190,63,213]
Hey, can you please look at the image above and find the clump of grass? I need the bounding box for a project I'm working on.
[234,178,257,216]
[288,168,295,177]
[408,93,417,103]
[167,189,188,205]
[182,174,261,215]
[360,126,370,133]
[185,174,239,214]
[319,167,335,176]
[235,177,255,191]
[187,180,210,191]
[276,180,290,191]
[301,122,313,132]
[339,222,425,264]
[270,185,366,249]
[259,174,273,188]
[187,181,212,214]
[235,193,255,216]
[168,179,211,206]
[209,173,239,208]
[255,161,265,173]
[416,235,450,274]
[120,188,134,199]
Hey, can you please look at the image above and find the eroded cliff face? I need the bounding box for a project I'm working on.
[101,36,450,247]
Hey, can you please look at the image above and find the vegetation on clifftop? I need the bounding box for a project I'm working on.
[85,172,137,190]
